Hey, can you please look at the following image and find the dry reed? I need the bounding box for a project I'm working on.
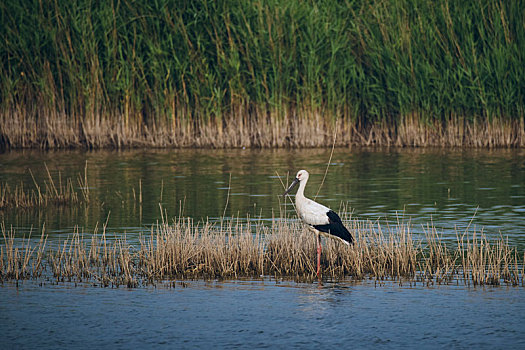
[2,111,524,149]
[0,164,89,210]
[0,223,47,280]
[1,216,523,288]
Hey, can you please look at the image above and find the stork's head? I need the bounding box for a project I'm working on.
[283,170,309,196]
[295,169,309,182]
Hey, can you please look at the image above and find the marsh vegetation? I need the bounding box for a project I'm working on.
[1,0,524,149]
[1,149,523,287]
[0,164,89,209]
[1,214,523,288]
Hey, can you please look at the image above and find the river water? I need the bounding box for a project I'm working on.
[1,147,524,348]
[2,280,524,349]
[1,148,524,244]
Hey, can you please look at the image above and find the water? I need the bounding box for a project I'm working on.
[1,148,524,348]
[1,148,524,245]
[1,280,524,349]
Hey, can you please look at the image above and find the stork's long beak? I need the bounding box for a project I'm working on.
[283,178,299,196]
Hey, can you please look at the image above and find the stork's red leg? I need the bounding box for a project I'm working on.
[316,234,322,277]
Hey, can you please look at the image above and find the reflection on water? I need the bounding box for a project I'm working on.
[0,148,524,246]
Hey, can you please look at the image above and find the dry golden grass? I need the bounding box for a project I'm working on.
[0,163,89,210]
[1,110,524,149]
[1,216,523,288]
[0,223,47,280]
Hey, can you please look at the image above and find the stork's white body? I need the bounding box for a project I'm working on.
[295,190,331,226]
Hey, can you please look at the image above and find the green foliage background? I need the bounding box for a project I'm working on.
[1,0,524,141]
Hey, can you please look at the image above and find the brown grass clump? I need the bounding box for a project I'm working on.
[0,163,89,210]
[138,217,265,282]
[0,223,47,280]
[0,216,523,288]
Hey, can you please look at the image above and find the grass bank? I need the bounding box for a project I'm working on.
[1,216,523,287]
[1,0,524,148]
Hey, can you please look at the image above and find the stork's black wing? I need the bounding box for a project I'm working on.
[313,210,354,244]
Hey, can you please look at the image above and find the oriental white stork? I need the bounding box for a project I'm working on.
[283,169,354,276]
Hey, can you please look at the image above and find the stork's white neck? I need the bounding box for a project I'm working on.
[296,177,308,202]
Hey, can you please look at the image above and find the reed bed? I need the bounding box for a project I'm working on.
[0,164,89,209]
[1,216,523,288]
[0,224,47,281]
[1,0,524,149]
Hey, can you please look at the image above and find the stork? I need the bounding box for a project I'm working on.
[283,170,354,276]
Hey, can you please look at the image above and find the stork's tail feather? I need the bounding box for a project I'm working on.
[340,229,354,245]
[311,210,354,245]
[313,221,354,245]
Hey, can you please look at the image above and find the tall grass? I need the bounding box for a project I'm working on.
[1,216,523,287]
[0,163,89,209]
[1,0,524,148]
[0,224,47,280]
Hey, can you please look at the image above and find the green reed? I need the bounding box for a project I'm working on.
[1,0,524,148]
